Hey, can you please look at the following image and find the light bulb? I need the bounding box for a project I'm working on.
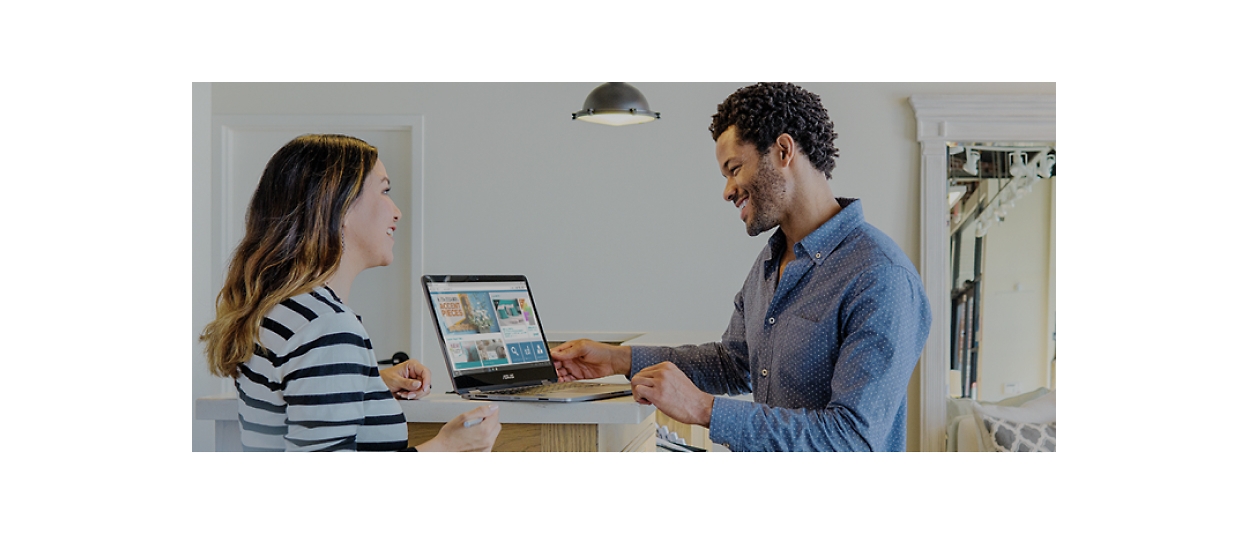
[1009,151,1026,177]
[1040,154,1055,178]
[962,150,980,175]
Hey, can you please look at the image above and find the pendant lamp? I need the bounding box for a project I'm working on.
[572,82,661,126]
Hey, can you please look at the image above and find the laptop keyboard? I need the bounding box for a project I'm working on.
[487,382,606,395]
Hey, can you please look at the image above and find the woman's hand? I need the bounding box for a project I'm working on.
[380,360,433,400]
[416,404,501,452]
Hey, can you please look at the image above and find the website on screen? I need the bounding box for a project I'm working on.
[428,282,549,376]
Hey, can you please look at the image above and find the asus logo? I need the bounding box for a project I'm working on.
[502,374,515,380]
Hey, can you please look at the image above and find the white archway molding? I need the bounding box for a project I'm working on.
[910,95,1056,451]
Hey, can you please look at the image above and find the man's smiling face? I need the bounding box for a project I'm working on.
[717,126,788,237]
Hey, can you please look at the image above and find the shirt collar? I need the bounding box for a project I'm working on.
[765,197,864,266]
[320,285,344,304]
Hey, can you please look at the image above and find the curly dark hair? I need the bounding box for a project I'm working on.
[710,82,839,178]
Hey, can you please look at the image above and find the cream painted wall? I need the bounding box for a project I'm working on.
[192,82,1057,451]
[977,177,1054,402]
[1049,176,1057,387]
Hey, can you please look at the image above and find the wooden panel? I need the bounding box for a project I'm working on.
[407,423,443,449]
[615,422,657,452]
[598,413,657,452]
[495,425,542,452]
[408,423,595,452]
[541,424,597,452]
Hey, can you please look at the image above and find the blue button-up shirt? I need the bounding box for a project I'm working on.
[630,199,930,451]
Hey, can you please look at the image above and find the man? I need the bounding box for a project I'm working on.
[551,83,931,451]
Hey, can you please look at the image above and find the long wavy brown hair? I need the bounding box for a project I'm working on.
[202,134,378,377]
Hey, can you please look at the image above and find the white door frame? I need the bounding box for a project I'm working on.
[209,115,425,386]
[909,95,1055,451]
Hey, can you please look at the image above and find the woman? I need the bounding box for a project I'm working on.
[201,134,500,451]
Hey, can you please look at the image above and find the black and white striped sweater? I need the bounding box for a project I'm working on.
[235,287,408,451]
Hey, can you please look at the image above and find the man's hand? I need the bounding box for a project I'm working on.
[550,339,631,382]
[379,359,432,400]
[630,362,714,427]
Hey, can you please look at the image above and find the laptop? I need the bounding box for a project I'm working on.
[421,275,634,402]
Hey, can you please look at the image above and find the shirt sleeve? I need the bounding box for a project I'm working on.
[629,289,753,397]
[279,313,375,452]
[707,265,930,451]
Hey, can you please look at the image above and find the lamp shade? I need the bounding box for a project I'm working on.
[572,82,660,126]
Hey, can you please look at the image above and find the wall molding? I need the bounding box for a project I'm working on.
[909,95,1055,451]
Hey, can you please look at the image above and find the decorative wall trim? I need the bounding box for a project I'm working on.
[909,95,1055,452]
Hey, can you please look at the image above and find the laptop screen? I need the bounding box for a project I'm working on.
[423,275,556,389]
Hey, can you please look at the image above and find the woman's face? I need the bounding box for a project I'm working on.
[343,160,402,269]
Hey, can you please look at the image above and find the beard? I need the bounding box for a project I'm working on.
[744,158,786,237]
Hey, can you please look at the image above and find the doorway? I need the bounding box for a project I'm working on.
[910,95,1056,451]
[946,143,1055,402]
[209,115,426,384]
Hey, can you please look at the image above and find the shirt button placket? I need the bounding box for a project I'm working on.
[758,324,772,397]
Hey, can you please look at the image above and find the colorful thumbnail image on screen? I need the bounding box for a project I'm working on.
[492,296,536,328]
[447,338,549,370]
[435,292,500,334]
[463,337,508,368]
